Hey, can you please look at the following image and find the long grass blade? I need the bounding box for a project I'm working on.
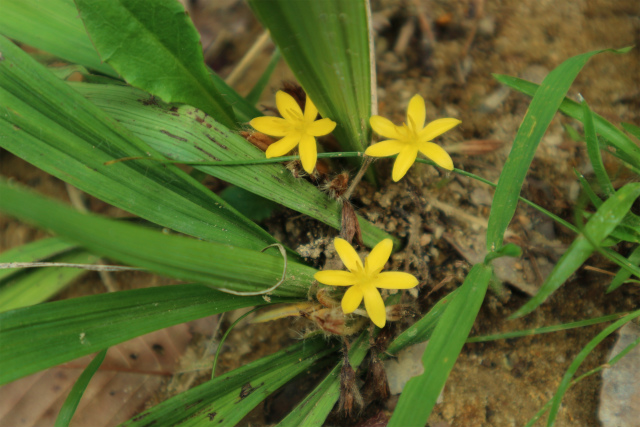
[467,313,626,342]
[74,0,236,129]
[0,284,285,384]
[388,263,492,426]
[512,183,640,318]
[0,35,275,251]
[486,48,630,253]
[608,245,640,292]
[0,180,317,297]
[582,99,615,197]
[54,349,108,427]
[492,59,640,170]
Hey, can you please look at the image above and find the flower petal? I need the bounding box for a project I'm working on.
[370,116,402,139]
[418,141,454,170]
[334,238,364,273]
[298,134,317,174]
[307,118,336,136]
[364,140,404,157]
[314,270,357,286]
[250,116,291,136]
[407,94,426,131]
[362,286,386,328]
[372,272,419,289]
[304,95,319,121]
[418,118,461,142]
[365,239,393,276]
[265,133,300,158]
[342,285,363,313]
[276,90,303,121]
[392,145,418,182]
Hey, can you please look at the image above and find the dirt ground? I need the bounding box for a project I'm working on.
[1,0,639,426]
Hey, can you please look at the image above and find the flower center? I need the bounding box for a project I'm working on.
[352,264,376,288]
[399,116,420,145]
[286,108,310,134]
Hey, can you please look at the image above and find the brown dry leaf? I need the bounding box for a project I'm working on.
[0,321,204,427]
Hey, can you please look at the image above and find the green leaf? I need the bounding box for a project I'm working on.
[0,284,285,384]
[545,309,640,426]
[622,122,640,139]
[608,245,640,292]
[0,180,317,297]
[0,249,95,311]
[73,82,395,248]
[582,99,615,197]
[276,331,370,427]
[388,263,492,426]
[0,35,275,251]
[245,46,282,106]
[74,0,237,129]
[220,186,280,222]
[120,336,337,427]
[486,47,631,253]
[512,183,640,318]
[208,68,263,122]
[54,349,107,427]
[494,68,640,170]
[0,0,117,77]
[247,0,373,156]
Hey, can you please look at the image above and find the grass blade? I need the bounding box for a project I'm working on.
[0,180,316,296]
[54,349,107,427]
[120,336,337,427]
[622,122,640,139]
[467,313,626,343]
[74,82,395,248]
[247,0,373,156]
[486,48,630,253]
[75,0,237,129]
[208,68,263,122]
[276,331,370,427]
[0,0,117,77]
[545,309,640,426]
[512,183,640,318]
[582,99,614,197]
[0,35,275,250]
[493,63,640,170]
[608,245,640,292]
[388,263,492,426]
[0,284,285,384]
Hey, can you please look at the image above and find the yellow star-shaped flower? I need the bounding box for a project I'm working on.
[250,91,337,174]
[365,94,461,181]
[314,238,418,328]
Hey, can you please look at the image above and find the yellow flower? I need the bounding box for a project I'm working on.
[365,94,461,181]
[250,91,337,174]
[314,238,418,328]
